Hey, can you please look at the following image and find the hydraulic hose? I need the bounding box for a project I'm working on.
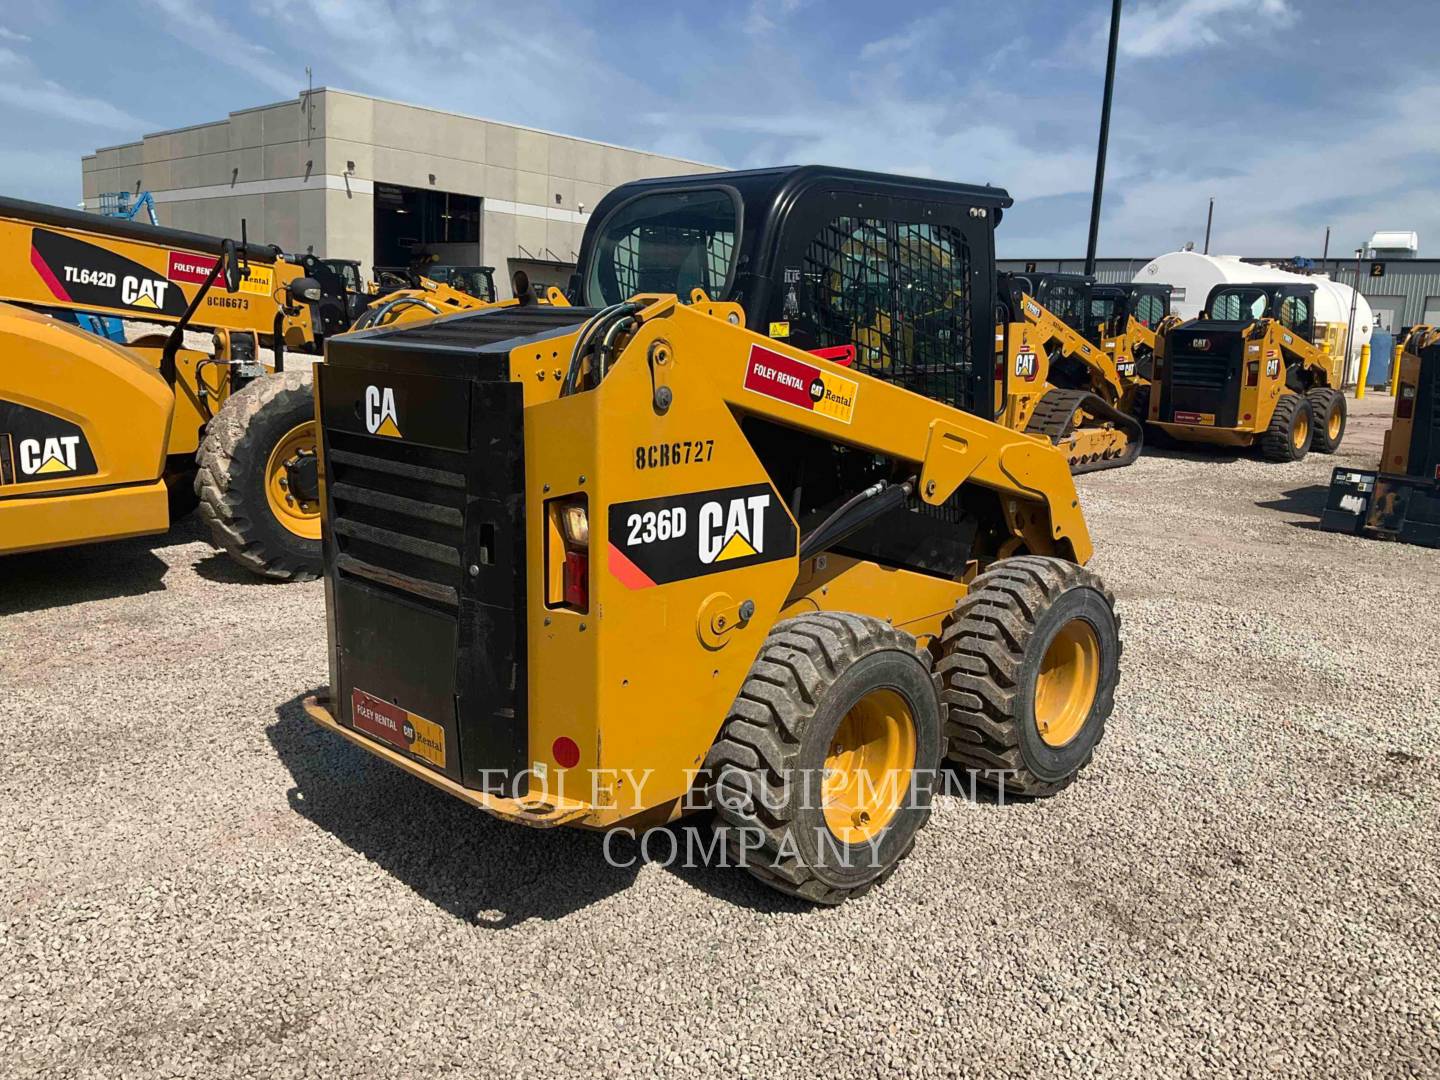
[561,302,641,397]
[798,478,915,562]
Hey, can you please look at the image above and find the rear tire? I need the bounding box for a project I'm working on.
[1260,392,1312,462]
[705,613,942,905]
[934,556,1120,798]
[195,370,322,581]
[1306,388,1346,454]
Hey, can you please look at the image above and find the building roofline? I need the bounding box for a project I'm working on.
[998,254,1440,265]
[87,86,720,170]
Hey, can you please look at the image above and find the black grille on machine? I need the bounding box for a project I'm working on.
[326,433,467,607]
[1168,350,1230,391]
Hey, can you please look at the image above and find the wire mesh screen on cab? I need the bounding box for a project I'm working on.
[799,218,974,409]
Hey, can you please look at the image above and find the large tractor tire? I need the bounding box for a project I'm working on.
[1306,388,1346,454]
[705,613,942,906]
[1259,392,1312,462]
[934,556,1120,798]
[195,370,322,581]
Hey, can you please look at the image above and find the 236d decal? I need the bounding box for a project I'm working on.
[607,483,797,589]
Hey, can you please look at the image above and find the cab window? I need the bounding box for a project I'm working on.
[1209,288,1268,321]
[798,217,972,403]
[585,189,738,305]
[1278,294,1310,331]
[1133,292,1166,326]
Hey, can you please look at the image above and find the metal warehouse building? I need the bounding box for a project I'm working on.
[82,88,720,297]
[997,256,1440,333]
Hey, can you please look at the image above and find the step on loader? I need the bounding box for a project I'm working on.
[1321,326,1440,546]
[300,166,1124,905]
[1147,280,1347,462]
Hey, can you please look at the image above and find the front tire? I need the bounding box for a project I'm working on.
[195,370,322,581]
[705,613,942,905]
[1260,392,1311,462]
[1306,388,1346,454]
[934,556,1120,798]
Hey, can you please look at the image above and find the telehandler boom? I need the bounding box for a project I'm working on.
[0,195,330,566]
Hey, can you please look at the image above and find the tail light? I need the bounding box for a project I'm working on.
[1397,384,1416,419]
[1246,361,1260,387]
[546,495,589,612]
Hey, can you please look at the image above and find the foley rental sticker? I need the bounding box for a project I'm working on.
[743,343,857,424]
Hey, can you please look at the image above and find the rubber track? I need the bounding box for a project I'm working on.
[1024,387,1144,474]
[934,555,1119,798]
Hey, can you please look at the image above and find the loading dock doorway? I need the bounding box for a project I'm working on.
[373,184,481,275]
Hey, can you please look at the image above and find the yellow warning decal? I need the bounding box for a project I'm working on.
[768,321,790,339]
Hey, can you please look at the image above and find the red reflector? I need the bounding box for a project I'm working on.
[1398,398,1414,419]
[810,344,856,367]
[563,550,588,608]
[552,737,580,769]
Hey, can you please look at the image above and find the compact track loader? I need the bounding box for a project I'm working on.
[1321,326,1440,546]
[1147,281,1346,461]
[994,274,1145,473]
[0,195,337,570]
[301,166,1123,905]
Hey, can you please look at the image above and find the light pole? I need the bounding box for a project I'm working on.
[1085,0,1122,276]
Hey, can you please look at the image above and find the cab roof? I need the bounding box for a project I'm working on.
[585,165,1013,227]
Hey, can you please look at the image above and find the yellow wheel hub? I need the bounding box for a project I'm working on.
[1328,407,1341,440]
[1035,619,1100,748]
[265,421,322,540]
[822,689,916,845]
[1293,408,1310,449]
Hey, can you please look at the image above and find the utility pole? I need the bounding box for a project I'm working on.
[1321,226,1330,273]
[1344,247,1362,385]
[1085,0,1122,276]
[1203,197,1214,254]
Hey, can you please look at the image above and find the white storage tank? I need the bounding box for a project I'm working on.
[1134,251,1372,375]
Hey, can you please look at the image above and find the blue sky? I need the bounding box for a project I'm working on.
[3,0,1438,257]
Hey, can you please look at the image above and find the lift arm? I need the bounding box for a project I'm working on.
[1014,293,1126,402]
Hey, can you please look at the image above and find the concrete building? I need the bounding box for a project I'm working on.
[82,88,720,296]
[997,253,1440,332]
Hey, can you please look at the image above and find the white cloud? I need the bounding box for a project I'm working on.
[0,26,31,42]
[0,46,151,129]
[139,0,298,97]
[744,0,811,38]
[1120,0,1296,59]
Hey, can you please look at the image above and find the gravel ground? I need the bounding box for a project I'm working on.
[2,393,1436,1079]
